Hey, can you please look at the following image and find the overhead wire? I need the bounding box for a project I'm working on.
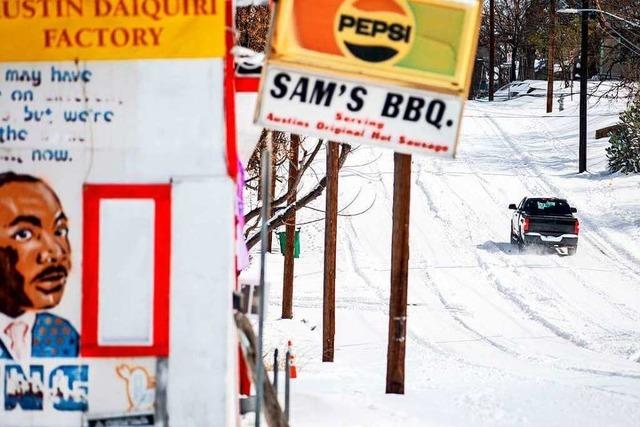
[602,26,640,56]
[595,9,640,29]
[592,5,640,55]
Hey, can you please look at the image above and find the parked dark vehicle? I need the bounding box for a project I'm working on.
[509,197,579,255]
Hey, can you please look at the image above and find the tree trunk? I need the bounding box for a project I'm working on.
[510,46,518,82]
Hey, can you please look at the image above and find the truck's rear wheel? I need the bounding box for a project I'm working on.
[567,247,577,256]
[510,228,519,245]
[511,228,524,251]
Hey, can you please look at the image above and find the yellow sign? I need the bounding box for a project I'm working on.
[271,0,481,94]
[335,0,416,66]
[0,0,225,61]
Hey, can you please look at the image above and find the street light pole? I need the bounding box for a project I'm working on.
[559,4,640,171]
[489,0,495,101]
[546,0,556,114]
[579,0,588,173]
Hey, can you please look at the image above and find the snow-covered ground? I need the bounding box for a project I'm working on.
[241,81,640,426]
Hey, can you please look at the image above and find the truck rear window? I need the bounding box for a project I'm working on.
[524,199,572,215]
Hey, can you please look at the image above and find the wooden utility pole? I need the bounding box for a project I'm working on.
[386,153,411,394]
[546,0,556,113]
[323,141,340,362]
[489,0,495,101]
[281,134,300,319]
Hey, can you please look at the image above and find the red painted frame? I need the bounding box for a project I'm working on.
[81,184,172,357]
[227,0,257,395]
[225,0,240,179]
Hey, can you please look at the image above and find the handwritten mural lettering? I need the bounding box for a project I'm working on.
[50,66,92,83]
[0,155,23,163]
[63,109,114,122]
[23,105,53,121]
[4,364,89,412]
[11,89,33,101]
[4,69,42,87]
[32,149,72,162]
[0,63,121,154]
[0,125,28,142]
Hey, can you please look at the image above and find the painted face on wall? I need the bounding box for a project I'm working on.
[0,180,71,317]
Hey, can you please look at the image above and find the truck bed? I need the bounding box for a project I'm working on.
[527,215,577,236]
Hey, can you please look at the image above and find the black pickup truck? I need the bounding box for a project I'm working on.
[509,197,579,255]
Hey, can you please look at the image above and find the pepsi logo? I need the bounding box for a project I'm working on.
[335,0,415,64]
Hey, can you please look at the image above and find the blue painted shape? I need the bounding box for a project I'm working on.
[32,313,79,358]
[4,364,44,410]
[49,365,89,411]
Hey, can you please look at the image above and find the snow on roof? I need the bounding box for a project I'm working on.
[235,0,269,7]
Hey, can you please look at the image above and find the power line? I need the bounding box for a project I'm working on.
[602,26,640,56]
[594,8,640,29]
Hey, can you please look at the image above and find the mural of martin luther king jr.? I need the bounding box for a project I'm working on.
[0,172,79,360]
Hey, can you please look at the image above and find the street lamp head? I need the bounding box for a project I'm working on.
[558,8,579,14]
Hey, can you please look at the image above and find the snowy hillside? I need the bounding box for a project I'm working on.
[241,81,640,426]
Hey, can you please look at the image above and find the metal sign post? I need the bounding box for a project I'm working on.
[256,132,273,427]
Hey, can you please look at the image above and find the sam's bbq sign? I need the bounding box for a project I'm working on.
[256,65,463,157]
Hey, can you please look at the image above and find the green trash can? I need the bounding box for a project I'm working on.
[276,229,300,258]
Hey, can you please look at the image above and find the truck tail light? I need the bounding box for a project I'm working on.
[523,217,530,233]
[574,219,580,235]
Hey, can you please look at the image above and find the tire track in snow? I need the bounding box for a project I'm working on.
[340,169,524,366]
[431,159,639,350]
[532,117,640,281]
[474,118,640,351]
[412,162,640,381]
[342,216,454,359]
[460,118,640,330]
[413,160,597,351]
[413,159,604,352]
[484,115,640,278]
[339,144,640,390]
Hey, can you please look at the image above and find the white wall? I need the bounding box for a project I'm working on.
[169,177,237,426]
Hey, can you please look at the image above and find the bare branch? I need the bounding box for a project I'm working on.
[244,140,323,223]
[246,143,351,250]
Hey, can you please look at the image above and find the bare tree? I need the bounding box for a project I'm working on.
[244,142,351,251]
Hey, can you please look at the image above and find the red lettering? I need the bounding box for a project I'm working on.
[110,27,130,47]
[43,28,56,48]
[96,28,108,47]
[94,0,112,16]
[57,28,72,48]
[132,28,147,46]
[112,0,131,17]
[75,28,91,47]
[193,0,207,15]
[148,27,163,46]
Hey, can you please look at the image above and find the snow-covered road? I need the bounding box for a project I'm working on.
[244,82,640,426]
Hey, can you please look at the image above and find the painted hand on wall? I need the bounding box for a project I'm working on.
[116,365,156,411]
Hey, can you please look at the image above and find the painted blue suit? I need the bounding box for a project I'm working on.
[0,312,79,359]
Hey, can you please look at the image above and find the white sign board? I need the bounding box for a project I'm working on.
[256,64,463,157]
